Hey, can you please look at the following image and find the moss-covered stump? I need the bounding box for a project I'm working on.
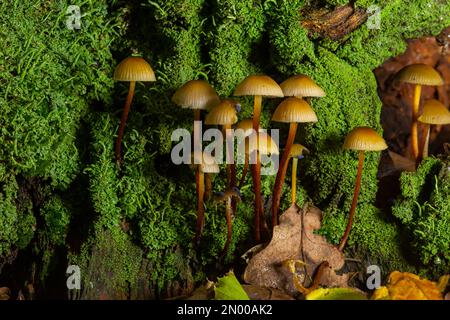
[392,156,450,275]
[1,0,450,298]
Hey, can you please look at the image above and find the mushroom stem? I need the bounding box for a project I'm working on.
[272,123,298,227]
[251,152,262,242]
[238,153,249,189]
[220,197,233,258]
[195,168,205,245]
[115,81,136,163]
[223,125,235,187]
[204,173,212,201]
[252,95,263,131]
[291,157,298,205]
[411,84,422,161]
[338,150,365,252]
[422,124,431,159]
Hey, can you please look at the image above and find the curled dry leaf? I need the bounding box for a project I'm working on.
[242,285,295,300]
[0,287,10,300]
[244,205,349,296]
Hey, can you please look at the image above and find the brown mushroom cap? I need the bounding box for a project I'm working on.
[246,132,279,155]
[191,151,220,173]
[205,99,238,125]
[234,75,284,97]
[418,99,450,125]
[234,119,254,137]
[396,64,444,86]
[272,97,318,123]
[343,127,388,151]
[172,80,219,110]
[280,75,326,98]
[114,57,156,82]
[289,144,309,158]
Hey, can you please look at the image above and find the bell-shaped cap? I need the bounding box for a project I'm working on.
[272,97,318,123]
[396,64,443,86]
[289,144,309,158]
[234,119,255,137]
[343,127,388,151]
[245,132,279,155]
[234,75,283,97]
[280,75,325,98]
[172,80,219,110]
[205,99,238,125]
[114,57,156,82]
[418,99,450,125]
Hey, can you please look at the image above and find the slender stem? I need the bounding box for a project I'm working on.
[411,84,421,161]
[252,95,262,131]
[195,169,205,245]
[220,197,233,257]
[422,124,431,159]
[272,123,298,227]
[338,151,365,252]
[204,173,212,201]
[223,124,233,187]
[251,154,262,242]
[238,153,249,189]
[291,157,298,205]
[115,81,136,163]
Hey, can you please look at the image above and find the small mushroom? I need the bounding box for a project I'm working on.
[234,118,257,188]
[280,74,326,103]
[234,75,283,132]
[191,151,220,244]
[113,56,156,163]
[271,97,317,227]
[339,127,387,252]
[289,144,309,206]
[396,64,444,162]
[205,99,238,189]
[213,187,242,257]
[246,131,279,241]
[418,99,450,159]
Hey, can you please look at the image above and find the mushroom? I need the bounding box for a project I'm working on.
[271,97,317,227]
[191,151,220,244]
[418,99,450,159]
[205,99,238,189]
[113,56,156,163]
[246,131,279,241]
[339,127,387,252]
[233,75,284,132]
[280,74,326,103]
[213,187,242,257]
[289,144,309,206]
[234,118,256,188]
[396,64,444,162]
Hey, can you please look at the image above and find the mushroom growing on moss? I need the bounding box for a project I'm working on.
[271,97,317,227]
[113,56,156,163]
[205,99,238,189]
[246,131,279,241]
[396,64,444,162]
[289,144,309,206]
[339,127,387,252]
[418,99,450,159]
[280,74,326,103]
[191,151,220,245]
[213,187,241,257]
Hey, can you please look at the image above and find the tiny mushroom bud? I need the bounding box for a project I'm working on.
[418,99,450,159]
[114,56,156,163]
[289,144,309,206]
[339,127,387,252]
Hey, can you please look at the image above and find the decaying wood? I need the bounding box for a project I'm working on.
[301,4,368,40]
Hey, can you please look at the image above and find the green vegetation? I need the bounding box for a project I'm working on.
[1,0,449,297]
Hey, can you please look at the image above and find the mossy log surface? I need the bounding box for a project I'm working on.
[0,0,449,298]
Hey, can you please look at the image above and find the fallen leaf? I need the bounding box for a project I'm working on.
[242,285,295,300]
[372,271,444,300]
[306,287,367,300]
[186,280,215,300]
[244,204,348,296]
[0,287,10,300]
[215,271,250,300]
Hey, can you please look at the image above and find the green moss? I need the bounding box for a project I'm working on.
[392,157,450,273]
[40,195,71,246]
